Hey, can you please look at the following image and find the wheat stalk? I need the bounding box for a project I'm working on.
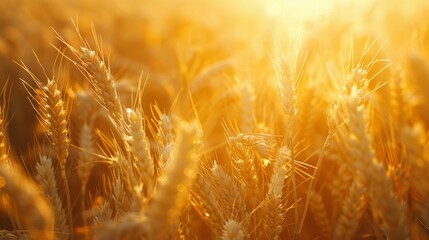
[92,200,113,227]
[78,47,125,128]
[333,178,366,240]
[95,212,148,240]
[126,108,154,196]
[0,163,54,239]
[221,219,247,240]
[274,51,300,238]
[77,123,96,193]
[146,119,202,239]
[0,230,17,240]
[309,190,331,239]
[191,174,224,234]
[35,155,69,240]
[260,193,284,240]
[210,161,247,222]
[19,62,74,240]
[259,146,289,239]
[401,124,429,230]
[111,177,133,217]
[344,85,410,240]
[154,112,175,173]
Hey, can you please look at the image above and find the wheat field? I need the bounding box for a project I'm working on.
[0,0,428,239]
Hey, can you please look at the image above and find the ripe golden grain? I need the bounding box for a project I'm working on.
[0,1,428,239]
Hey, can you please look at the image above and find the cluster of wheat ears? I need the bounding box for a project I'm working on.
[0,0,428,239]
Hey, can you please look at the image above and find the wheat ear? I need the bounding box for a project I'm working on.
[260,146,289,239]
[0,83,21,239]
[275,53,300,237]
[146,120,202,240]
[191,174,224,234]
[229,133,273,203]
[230,146,258,198]
[56,29,125,131]
[390,71,409,125]
[126,108,154,196]
[95,213,148,240]
[19,62,74,239]
[401,124,429,228]
[309,190,331,239]
[35,155,69,240]
[261,193,284,240]
[210,162,247,221]
[92,200,113,226]
[28,77,71,169]
[330,162,354,208]
[303,98,341,226]
[333,178,366,240]
[79,46,125,129]
[221,219,247,240]
[0,163,54,239]
[368,162,409,240]
[77,122,96,240]
[77,123,96,193]
[155,112,174,172]
[344,87,409,240]
[0,230,17,240]
[111,176,133,217]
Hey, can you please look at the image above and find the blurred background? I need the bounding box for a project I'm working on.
[0,0,429,174]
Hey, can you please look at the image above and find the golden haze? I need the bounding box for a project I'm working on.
[0,0,428,239]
